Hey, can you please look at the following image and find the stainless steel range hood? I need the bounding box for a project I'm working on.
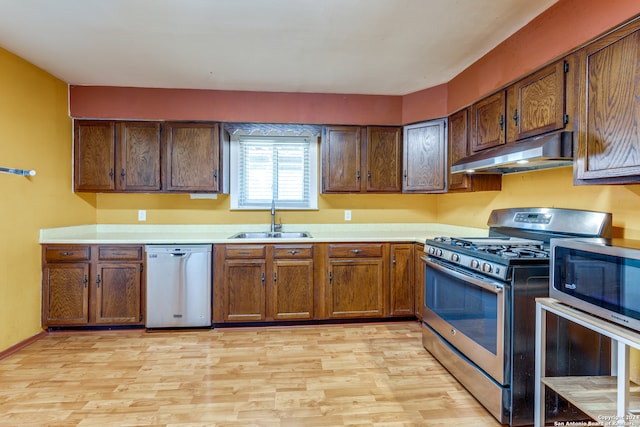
[451,131,573,174]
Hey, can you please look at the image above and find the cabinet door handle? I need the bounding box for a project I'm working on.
[288,250,298,255]
[96,274,101,288]
[367,171,371,181]
[61,251,74,256]
[213,169,218,182]
[109,169,114,180]
[392,257,396,265]
[403,170,407,181]
[120,169,125,180]
[512,109,519,126]
[350,249,361,254]
[261,272,265,285]
[499,115,504,131]
[273,272,277,284]
[329,271,333,284]
[356,171,361,181]
[83,275,88,288]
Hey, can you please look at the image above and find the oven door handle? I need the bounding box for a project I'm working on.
[422,256,505,294]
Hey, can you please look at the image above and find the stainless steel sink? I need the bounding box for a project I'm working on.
[228,231,312,239]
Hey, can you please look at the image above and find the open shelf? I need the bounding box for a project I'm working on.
[535,298,640,427]
[542,376,640,421]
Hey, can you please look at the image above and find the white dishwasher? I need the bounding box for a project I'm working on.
[145,245,212,328]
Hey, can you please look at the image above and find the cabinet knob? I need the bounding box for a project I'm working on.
[512,109,519,126]
[350,249,361,254]
[288,250,298,255]
[499,115,504,131]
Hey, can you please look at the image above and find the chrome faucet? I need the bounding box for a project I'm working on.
[270,199,282,233]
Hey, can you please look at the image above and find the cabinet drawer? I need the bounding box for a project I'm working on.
[99,246,143,261]
[273,245,313,259]
[328,244,383,258]
[225,245,266,258]
[44,246,91,262]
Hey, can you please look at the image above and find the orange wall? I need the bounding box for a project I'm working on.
[69,1,640,124]
[70,86,403,125]
[447,0,640,111]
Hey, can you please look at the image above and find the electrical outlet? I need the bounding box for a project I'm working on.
[344,210,351,221]
[138,210,146,221]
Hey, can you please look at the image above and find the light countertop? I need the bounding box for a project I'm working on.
[39,223,488,244]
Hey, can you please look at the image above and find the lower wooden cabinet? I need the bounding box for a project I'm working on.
[413,243,425,320]
[214,244,316,323]
[326,243,386,318]
[42,245,144,328]
[214,241,420,324]
[389,244,414,317]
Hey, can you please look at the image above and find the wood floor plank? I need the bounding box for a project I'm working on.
[0,321,502,426]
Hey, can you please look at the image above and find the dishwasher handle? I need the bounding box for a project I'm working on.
[171,252,187,257]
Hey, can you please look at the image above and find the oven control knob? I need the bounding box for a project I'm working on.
[482,263,493,273]
[470,259,480,269]
[450,253,460,262]
[428,247,435,255]
[435,249,443,257]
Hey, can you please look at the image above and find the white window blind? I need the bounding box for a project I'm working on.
[231,136,318,210]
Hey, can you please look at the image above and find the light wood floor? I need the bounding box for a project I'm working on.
[0,321,502,426]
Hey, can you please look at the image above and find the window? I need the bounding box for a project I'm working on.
[230,135,318,210]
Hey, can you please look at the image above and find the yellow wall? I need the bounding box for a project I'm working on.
[95,193,439,224]
[438,167,640,239]
[0,48,95,351]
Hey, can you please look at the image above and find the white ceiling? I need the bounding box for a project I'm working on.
[0,0,559,96]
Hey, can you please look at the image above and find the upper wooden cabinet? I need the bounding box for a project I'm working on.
[574,19,640,184]
[470,91,506,153]
[163,122,221,192]
[74,120,228,193]
[469,59,568,153]
[322,126,362,192]
[402,119,447,193]
[366,126,402,192]
[447,108,501,192]
[322,125,402,193]
[74,121,161,192]
[506,61,567,143]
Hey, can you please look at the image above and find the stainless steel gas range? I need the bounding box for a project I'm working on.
[421,208,612,426]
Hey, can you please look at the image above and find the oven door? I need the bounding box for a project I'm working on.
[422,256,508,385]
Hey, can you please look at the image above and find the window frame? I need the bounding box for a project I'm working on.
[230,133,318,210]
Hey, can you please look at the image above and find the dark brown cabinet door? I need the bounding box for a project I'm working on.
[94,262,142,324]
[119,122,161,191]
[470,91,506,152]
[575,20,640,183]
[447,109,502,193]
[222,259,266,322]
[322,126,362,192]
[164,122,220,192]
[74,121,116,191]
[327,259,384,318]
[448,109,471,191]
[272,259,314,320]
[413,243,425,321]
[389,244,413,317]
[506,61,566,142]
[402,119,446,192]
[42,245,144,328]
[365,126,402,192]
[43,263,90,326]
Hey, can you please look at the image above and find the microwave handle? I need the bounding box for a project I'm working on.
[422,256,505,294]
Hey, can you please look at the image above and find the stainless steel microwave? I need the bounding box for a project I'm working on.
[550,237,640,331]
